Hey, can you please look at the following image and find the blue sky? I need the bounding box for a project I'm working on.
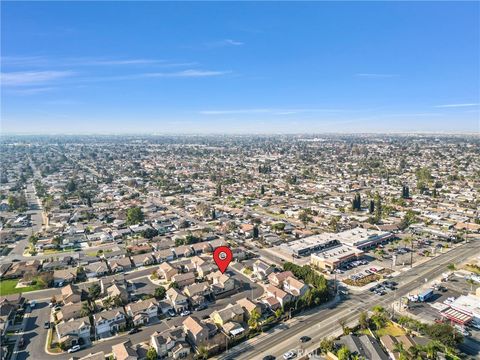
[1,2,479,134]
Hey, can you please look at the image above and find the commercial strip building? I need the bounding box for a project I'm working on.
[441,293,480,326]
[278,228,393,269]
[310,244,364,270]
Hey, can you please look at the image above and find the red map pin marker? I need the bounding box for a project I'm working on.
[213,246,233,274]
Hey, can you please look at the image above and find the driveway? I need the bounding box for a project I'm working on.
[16,301,51,360]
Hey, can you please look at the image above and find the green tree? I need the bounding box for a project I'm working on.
[126,206,144,225]
[299,210,312,227]
[80,302,92,317]
[253,225,259,239]
[374,193,382,223]
[359,311,369,330]
[88,283,101,300]
[142,228,158,239]
[66,178,77,192]
[447,263,456,271]
[319,337,334,354]
[274,308,284,319]
[248,309,261,331]
[168,281,179,289]
[425,323,462,348]
[197,345,209,360]
[337,345,351,360]
[146,347,157,360]
[154,286,166,300]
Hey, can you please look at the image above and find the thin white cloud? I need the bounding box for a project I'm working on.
[1,56,196,68]
[1,71,75,86]
[5,87,56,95]
[155,69,230,78]
[223,39,244,46]
[434,103,479,108]
[77,69,231,83]
[355,73,399,78]
[200,108,346,115]
[204,39,244,48]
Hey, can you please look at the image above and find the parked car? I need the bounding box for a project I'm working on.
[263,356,276,360]
[167,309,176,317]
[283,350,296,360]
[300,336,311,343]
[128,328,141,334]
[194,304,208,311]
[454,325,471,337]
[44,321,50,329]
[180,310,191,316]
[68,345,81,353]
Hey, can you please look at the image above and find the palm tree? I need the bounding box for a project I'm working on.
[197,345,209,360]
[80,302,91,317]
[103,296,113,309]
[467,278,475,292]
[447,263,456,271]
[402,236,414,268]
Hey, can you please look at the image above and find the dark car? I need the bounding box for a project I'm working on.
[195,304,208,311]
[300,336,311,343]
[263,356,276,360]
[44,321,50,329]
[128,328,141,334]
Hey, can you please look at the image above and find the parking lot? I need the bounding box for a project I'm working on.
[403,273,480,357]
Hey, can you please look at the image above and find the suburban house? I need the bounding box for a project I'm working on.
[150,328,189,359]
[84,261,109,278]
[166,288,189,313]
[130,253,155,267]
[56,316,91,347]
[171,272,196,288]
[93,307,126,338]
[0,294,24,336]
[108,257,133,273]
[111,340,139,360]
[153,249,175,263]
[126,298,159,326]
[183,282,211,306]
[53,268,77,287]
[61,284,83,305]
[283,276,309,298]
[252,260,274,280]
[266,285,293,307]
[57,302,84,322]
[207,271,236,295]
[157,262,178,281]
[210,303,244,327]
[268,271,294,287]
[236,297,262,319]
[182,316,209,347]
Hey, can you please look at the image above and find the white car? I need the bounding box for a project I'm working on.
[283,350,296,359]
[454,325,471,337]
[67,345,81,353]
[180,310,191,316]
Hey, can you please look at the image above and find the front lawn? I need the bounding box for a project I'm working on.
[0,279,44,295]
[376,322,406,337]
